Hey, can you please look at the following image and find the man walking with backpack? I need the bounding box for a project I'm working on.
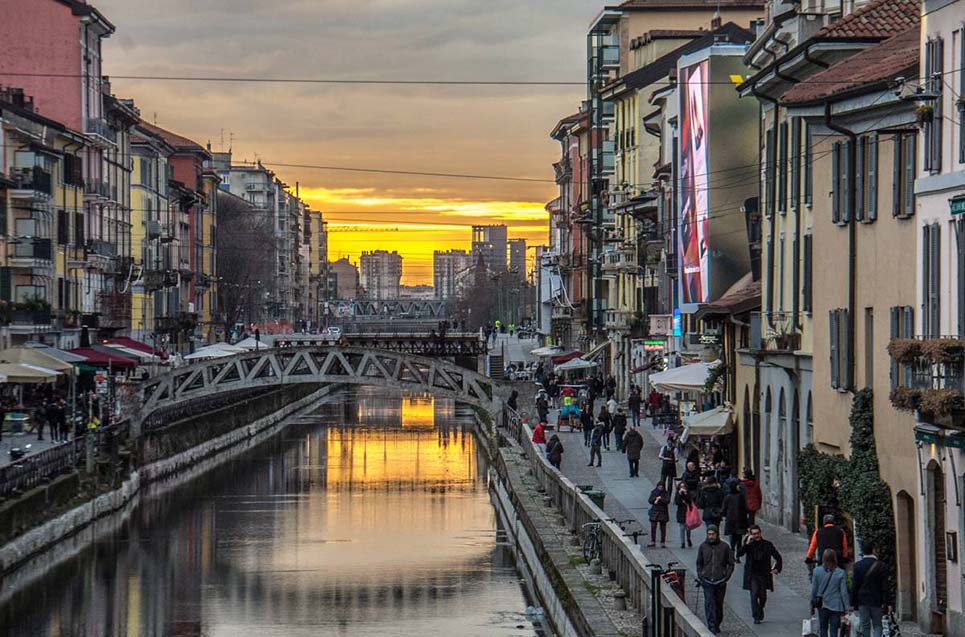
[852,541,889,637]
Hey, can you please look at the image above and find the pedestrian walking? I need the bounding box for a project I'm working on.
[722,482,748,560]
[740,469,763,526]
[623,426,644,477]
[696,525,734,635]
[648,481,671,548]
[852,541,890,637]
[605,375,616,400]
[810,548,850,637]
[627,387,641,428]
[532,421,547,457]
[536,393,549,423]
[606,394,618,416]
[588,421,604,467]
[581,409,594,447]
[35,401,48,441]
[658,435,678,490]
[507,390,519,412]
[598,405,611,450]
[807,514,850,566]
[681,460,701,493]
[612,407,627,452]
[674,483,695,548]
[736,524,783,624]
[648,388,662,419]
[546,434,564,470]
[697,476,724,529]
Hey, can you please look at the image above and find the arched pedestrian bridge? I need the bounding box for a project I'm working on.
[135,346,494,428]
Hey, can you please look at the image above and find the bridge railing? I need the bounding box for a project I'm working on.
[0,419,129,500]
[500,405,714,637]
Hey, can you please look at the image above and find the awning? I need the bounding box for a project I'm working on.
[102,337,166,358]
[23,342,88,363]
[555,357,598,372]
[649,360,721,393]
[551,350,583,365]
[631,361,658,374]
[233,336,273,350]
[184,343,247,360]
[584,340,612,362]
[682,406,734,441]
[101,344,159,362]
[530,345,564,357]
[0,347,75,374]
[0,363,59,383]
[68,348,138,370]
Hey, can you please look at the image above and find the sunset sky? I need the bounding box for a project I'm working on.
[96,0,594,284]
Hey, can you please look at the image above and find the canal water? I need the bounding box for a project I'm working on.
[0,389,540,637]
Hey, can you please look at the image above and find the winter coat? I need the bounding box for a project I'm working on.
[648,488,671,523]
[612,413,627,435]
[658,444,678,478]
[532,423,546,445]
[736,538,782,591]
[722,491,748,535]
[681,468,702,493]
[623,429,644,460]
[851,556,891,608]
[741,479,762,512]
[697,538,734,584]
[697,484,725,523]
[546,437,564,464]
[628,391,641,410]
[811,566,849,613]
[674,490,693,524]
[590,423,605,446]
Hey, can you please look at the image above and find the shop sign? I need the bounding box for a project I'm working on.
[649,314,673,336]
[950,196,965,216]
[699,332,722,345]
[915,427,942,445]
[643,339,664,351]
[944,433,965,449]
[672,308,682,337]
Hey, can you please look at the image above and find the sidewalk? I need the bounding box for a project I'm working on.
[551,412,809,637]
[0,433,62,469]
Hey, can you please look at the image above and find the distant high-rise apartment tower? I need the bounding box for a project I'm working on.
[471,225,508,273]
[433,250,472,299]
[360,250,403,300]
[508,238,527,278]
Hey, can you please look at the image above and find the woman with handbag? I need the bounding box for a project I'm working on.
[810,548,850,637]
[675,482,697,548]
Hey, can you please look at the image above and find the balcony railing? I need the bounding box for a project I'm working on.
[10,238,53,263]
[85,180,110,199]
[86,239,116,258]
[10,309,52,326]
[750,311,801,352]
[85,117,117,144]
[10,167,52,197]
[888,337,965,428]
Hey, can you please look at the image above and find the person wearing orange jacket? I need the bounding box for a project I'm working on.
[806,514,849,565]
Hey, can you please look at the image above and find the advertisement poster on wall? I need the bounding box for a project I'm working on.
[679,59,710,305]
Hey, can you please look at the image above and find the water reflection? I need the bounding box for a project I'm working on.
[1,390,536,637]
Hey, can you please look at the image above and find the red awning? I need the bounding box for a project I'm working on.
[69,348,138,370]
[551,350,583,365]
[103,337,166,358]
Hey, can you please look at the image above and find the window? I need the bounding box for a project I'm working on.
[0,190,6,236]
[804,122,813,206]
[778,389,787,462]
[63,155,83,187]
[893,132,917,217]
[792,235,800,325]
[765,235,774,313]
[922,223,941,337]
[791,118,801,211]
[57,210,68,245]
[764,388,772,465]
[890,305,916,389]
[778,121,788,214]
[73,211,84,248]
[829,307,851,390]
[855,134,878,222]
[958,220,965,336]
[924,37,944,172]
[765,126,776,218]
[779,233,786,311]
[806,392,813,445]
[802,233,813,313]
[831,140,853,225]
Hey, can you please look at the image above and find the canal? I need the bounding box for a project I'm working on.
[0,389,540,637]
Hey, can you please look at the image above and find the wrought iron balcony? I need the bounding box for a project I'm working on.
[9,167,52,197]
[86,239,116,259]
[85,117,117,144]
[888,337,965,429]
[750,311,801,353]
[85,180,110,199]
[9,238,53,267]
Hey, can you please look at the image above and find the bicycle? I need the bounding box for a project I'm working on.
[582,521,604,562]
[660,560,687,602]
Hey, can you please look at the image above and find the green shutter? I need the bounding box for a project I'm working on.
[904,133,916,216]
[893,133,902,217]
[855,137,865,222]
[832,142,840,224]
[867,134,878,221]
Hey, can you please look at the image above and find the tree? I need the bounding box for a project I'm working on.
[216,191,275,335]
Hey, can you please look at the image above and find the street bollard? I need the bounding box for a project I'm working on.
[614,591,627,611]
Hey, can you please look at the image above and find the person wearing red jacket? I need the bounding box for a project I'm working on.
[532,421,547,456]
[741,469,763,526]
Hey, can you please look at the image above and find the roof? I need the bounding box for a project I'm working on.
[782,26,920,105]
[694,272,761,318]
[138,121,210,157]
[616,22,755,92]
[812,0,919,40]
[615,0,764,8]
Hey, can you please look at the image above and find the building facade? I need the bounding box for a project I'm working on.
[471,224,507,273]
[433,249,471,300]
[359,250,402,300]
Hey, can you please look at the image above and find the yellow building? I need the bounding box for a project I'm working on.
[199,165,220,341]
[0,89,87,348]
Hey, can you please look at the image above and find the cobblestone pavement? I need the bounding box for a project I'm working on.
[0,432,64,469]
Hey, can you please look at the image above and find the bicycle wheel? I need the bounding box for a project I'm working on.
[583,533,597,562]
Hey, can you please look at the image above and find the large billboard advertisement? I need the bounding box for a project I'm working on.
[677,52,756,313]
[679,60,709,305]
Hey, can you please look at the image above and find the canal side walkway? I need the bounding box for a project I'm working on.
[552,417,806,637]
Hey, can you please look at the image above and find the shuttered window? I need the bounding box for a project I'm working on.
[960,32,965,165]
[803,234,812,313]
[73,212,84,248]
[867,134,878,221]
[829,307,852,390]
[792,235,800,326]
[922,223,942,338]
[958,220,965,336]
[855,136,865,222]
[804,122,813,206]
[841,140,852,223]
[779,121,788,214]
[765,235,774,313]
[791,118,801,211]
[830,309,840,388]
[0,190,6,236]
[765,126,776,218]
[779,234,786,311]
[903,306,915,386]
[832,141,841,224]
[924,38,944,172]
[890,306,900,391]
[892,132,916,218]
[57,210,69,245]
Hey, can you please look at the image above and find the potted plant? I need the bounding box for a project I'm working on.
[917,104,935,126]
[889,386,922,412]
[887,338,923,365]
[921,338,965,364]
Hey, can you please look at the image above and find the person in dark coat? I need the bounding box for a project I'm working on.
[697,476,725,528]
[507,390,518,411]
[588,421,605,467]
[581,409,594,447]
[675,483,695,548]
[627,387,642,427]
[612,407,627,452]
[658,435,678,490]
[647,481,671,547]
[722,482,748,560]
[546,434,564,469]
[697,525,734,635]
[536,393,549,423]
[597,405,612,450]
[736,524,783,624]
[851,540,891,637]
[681,460,702,493]
[741,469,763,526]
[623,427,644,477]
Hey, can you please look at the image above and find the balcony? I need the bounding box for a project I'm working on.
[750,311,801,353]
[85,180,110,200]
[155,312,198,334]
[86,239,116,259]
[605,309,633,331]
[602,248,635,273]
[888,338,965,429]
[8,238,53,268]
[5,306,53,334]
[9,167,52,199]
[85,117,117,145]
[551,304,573,320]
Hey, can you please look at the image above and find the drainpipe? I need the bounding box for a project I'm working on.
[824,102,857,392]
[804,45,831,71]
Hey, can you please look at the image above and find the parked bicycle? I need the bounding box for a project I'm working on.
[582,521,604,562]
